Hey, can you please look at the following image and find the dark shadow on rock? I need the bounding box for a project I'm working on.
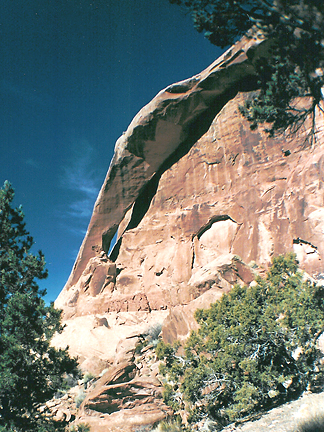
[108,77,258,261]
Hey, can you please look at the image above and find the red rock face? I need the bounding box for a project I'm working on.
[54,36,324,432]
[56,34,324,320]
[56,88,324,318]
[60,35,260,295]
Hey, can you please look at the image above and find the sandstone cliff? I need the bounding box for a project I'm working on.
[53,34,324,431]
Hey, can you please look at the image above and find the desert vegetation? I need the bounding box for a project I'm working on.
[169,0,324,140]
[157,253,324,430]
[0,181,79,431]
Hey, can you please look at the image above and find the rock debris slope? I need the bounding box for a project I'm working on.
[54,34,324,431]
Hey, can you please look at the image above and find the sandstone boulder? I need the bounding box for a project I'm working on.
[76,346,172,432]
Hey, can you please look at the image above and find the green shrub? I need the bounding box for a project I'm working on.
[158,418,183,431]
[83,372,95,385]
[63,373,80,389]
[69,423,90,432]
[146,323,162,344]
[157,254,324,429]
[135,339,147,354]
[136,323,163,354]
[75,390,86,408]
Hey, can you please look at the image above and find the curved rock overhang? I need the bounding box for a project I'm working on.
[63,35,266,292]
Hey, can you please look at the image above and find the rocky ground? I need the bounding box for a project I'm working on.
[40,349,324,432]
[222,391,324,432]
[45,334,171,431]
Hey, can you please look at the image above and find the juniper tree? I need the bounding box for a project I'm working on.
[157,253,324,428]
[169,0,324,138]
[0,181,78,431]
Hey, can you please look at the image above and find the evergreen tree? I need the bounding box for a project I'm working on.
[0,181,78,431]
[157,253,324,429]
[169,0,324,138]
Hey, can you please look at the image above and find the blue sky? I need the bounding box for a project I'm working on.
[0,0,222,303]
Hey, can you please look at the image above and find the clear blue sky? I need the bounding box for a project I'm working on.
[0,0,222,303]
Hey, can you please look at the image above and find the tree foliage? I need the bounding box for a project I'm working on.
[157,253,324,429]
[0,181,79,431]
[169,0,324,138]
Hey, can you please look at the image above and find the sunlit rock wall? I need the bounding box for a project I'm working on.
[56,84,324,318]
[53,34,324,432]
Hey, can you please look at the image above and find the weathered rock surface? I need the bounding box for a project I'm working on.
[56,88,324,319]
[54,33,324,432]
[37,385,80,424]
[56,34,324,320]
[51,310,169,374]
[58,33,262,299]
[75,343,172,432]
